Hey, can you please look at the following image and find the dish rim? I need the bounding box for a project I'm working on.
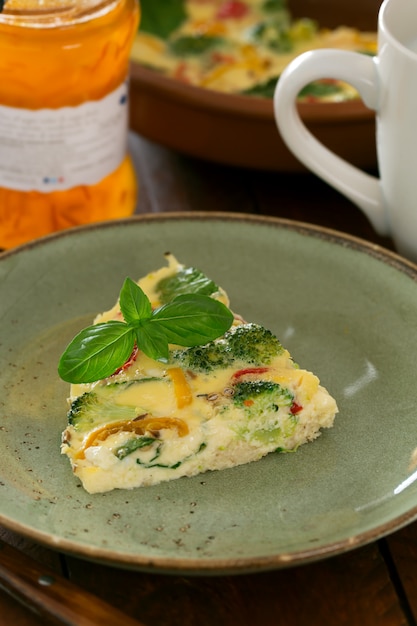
[130,64,375,125]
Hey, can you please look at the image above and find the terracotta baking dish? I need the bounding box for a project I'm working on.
[129,0,381,171]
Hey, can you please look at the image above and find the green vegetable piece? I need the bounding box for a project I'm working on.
[247,8,293,52]
[289,18,318,42]
[135,441,207,469]
[298,80,344,99]
[171,339,231,373]
[139,0,187,39]
[67,379,166,431]
[226,324,284,365]
[68,387,136,432]
[232,381,295,447]
[171,323,284,373]
[156,265,220,304]
[169,35,224,57]
[115,436,157,460]
[262,0,288,12]
[241,76,279,99]
[233,380,293,411]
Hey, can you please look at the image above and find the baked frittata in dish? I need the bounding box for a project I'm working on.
[132,0,376,101]
[61,255,338,493]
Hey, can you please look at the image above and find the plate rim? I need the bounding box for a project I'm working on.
[0,211,406,269]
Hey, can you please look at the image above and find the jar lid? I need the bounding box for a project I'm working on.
[0,0,120,27]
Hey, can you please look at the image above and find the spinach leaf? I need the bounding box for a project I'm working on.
[156,265,220,303]
[241,75,279,98]
[115,436,157,460]
[248,20,293,52]
[169,35,224,57]
[139,0,186,39]
[262,0,288,12]
[298,81,344,99]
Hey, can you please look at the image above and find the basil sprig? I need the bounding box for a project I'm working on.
[58,278,233,384]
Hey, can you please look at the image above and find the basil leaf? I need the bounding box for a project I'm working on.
[58,321,136,383]
[139,0,186,39]
[151,294,234,346]
[135,322,170,362]
[119,277,152,324]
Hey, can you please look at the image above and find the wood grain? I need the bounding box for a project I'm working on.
[64,542,406,626]
[0,540,146,626]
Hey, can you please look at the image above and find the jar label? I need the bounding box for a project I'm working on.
[0,81,129,192]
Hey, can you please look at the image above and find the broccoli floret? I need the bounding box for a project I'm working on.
[67,378,165,432]
[68,387,138,432]
[156,265,220,304]
[171,339,232,373]
[226,324,284,365]
[170,323,284,373]
[232,381,296,445]
[233,380,293,413]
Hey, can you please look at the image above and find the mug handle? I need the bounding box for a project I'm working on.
[273,49,389,235]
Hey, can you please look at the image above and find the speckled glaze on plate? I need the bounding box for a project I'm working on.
[1,213,417,575]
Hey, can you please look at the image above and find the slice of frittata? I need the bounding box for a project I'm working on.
[61,254,338,493]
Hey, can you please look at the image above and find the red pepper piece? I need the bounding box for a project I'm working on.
[111,344,139,376]
[244,399,254,407]
[232,367,270,379]
[217,1,249,19]
[290,402,303,415]
[174,61,190,83]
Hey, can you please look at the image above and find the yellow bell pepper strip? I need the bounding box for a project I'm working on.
[168,367,193,408]
[76,416,189,460]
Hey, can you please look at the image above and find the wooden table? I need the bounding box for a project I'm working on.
[1,133,417,626]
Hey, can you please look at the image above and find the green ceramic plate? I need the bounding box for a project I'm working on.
[1,213,417,575]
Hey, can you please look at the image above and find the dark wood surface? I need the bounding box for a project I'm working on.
[2,133,417,626]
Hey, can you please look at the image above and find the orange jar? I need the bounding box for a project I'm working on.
[0,0,139,249]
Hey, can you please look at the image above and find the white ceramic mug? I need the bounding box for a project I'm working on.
[274,0,417,261]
